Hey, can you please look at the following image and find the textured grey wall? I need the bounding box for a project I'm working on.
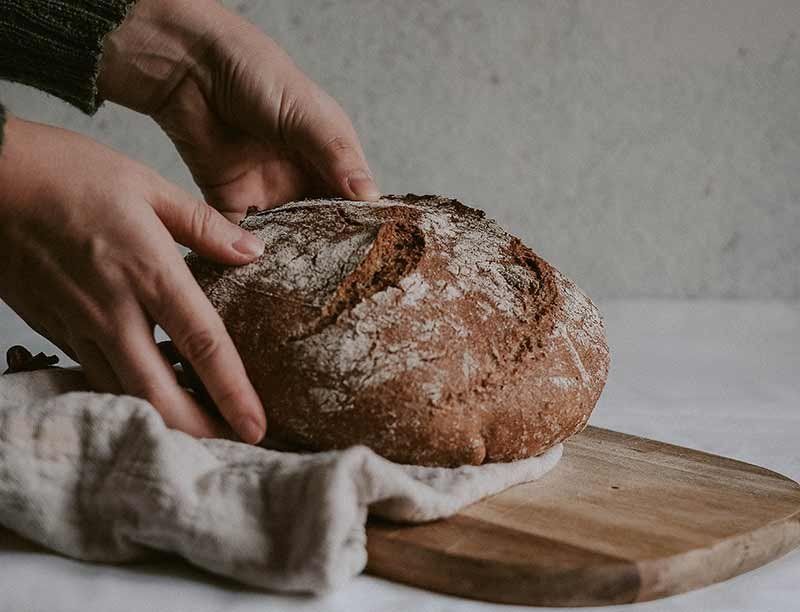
[2,0,799,298]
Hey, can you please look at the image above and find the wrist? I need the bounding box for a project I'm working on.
[97,0,231,114]
[0,118,87,223]
[0,116,41,222]
[0,116,27,202]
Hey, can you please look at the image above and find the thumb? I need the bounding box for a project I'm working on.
[153,181,264,264]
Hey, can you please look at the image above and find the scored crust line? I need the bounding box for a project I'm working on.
[557,324,590,385]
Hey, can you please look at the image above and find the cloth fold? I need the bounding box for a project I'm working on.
[0,368,561,593]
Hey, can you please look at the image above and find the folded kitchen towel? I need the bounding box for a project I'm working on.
[0,368,562,593]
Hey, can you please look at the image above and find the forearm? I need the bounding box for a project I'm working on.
[0,0,137,114]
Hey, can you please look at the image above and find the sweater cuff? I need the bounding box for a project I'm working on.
[0,1,137,114]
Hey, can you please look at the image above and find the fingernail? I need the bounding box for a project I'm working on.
[232,232,264,258]
[238,416,265,444]
[347,170,381,201]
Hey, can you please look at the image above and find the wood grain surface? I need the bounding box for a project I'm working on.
[366,426,800,606]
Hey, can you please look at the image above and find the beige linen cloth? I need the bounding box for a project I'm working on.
[0,368,561,593]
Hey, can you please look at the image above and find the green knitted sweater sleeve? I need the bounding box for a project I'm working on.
[0,0,137,114]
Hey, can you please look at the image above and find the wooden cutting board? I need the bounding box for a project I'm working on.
[366,427,800,606]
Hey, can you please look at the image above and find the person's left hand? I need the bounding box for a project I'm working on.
[98,0,379,222]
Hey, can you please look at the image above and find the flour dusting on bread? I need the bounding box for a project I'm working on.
[187,195,610,467]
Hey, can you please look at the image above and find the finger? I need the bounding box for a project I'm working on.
[279,83,380,201]
[151,179,265,265]
[100,305,228,439]
[70,337,123,395]
[143,262,267,444]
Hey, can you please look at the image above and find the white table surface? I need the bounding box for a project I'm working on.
[0,299,798,612]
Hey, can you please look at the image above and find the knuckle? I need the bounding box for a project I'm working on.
[122,164,160,200]
[278,91,308,144]
[177,325,222,365]
[189,202,218,242]
[85,235,130,287]
[86,234,113,267]
[322,135,355,157]
[136,265,171,318]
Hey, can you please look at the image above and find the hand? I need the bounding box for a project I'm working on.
[98,0,379,222]
[0,115,267,443]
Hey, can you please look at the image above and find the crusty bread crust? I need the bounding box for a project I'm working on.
[187,195,610,466]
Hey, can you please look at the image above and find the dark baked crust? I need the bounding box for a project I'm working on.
[187,195,610,467]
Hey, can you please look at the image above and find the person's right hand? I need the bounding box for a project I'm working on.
[0,115,268,443]
[98,0,380,222]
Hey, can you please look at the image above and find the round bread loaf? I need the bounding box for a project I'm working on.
[186,195,609,467]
